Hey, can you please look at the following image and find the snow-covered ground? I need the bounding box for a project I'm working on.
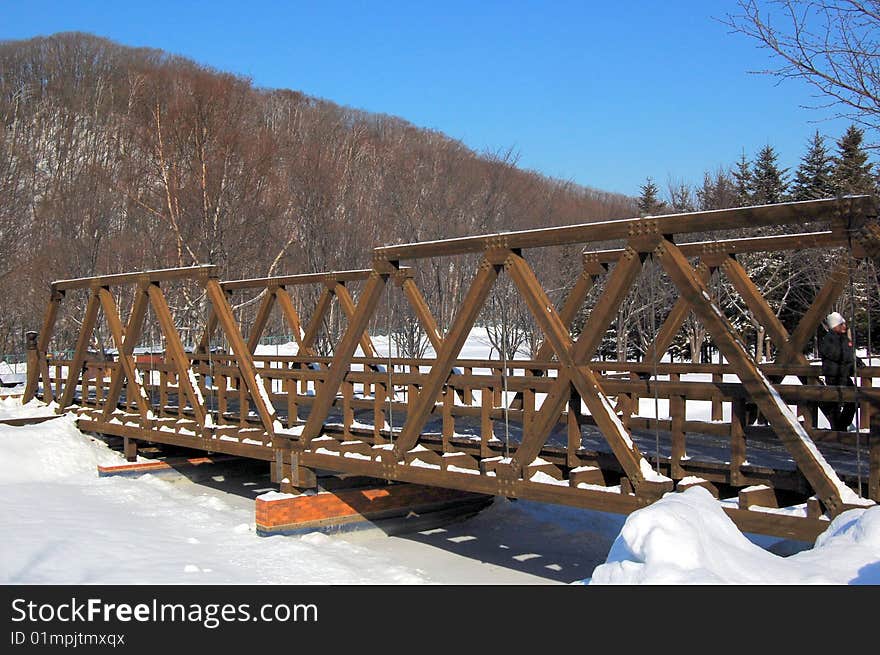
[2,329,878,584]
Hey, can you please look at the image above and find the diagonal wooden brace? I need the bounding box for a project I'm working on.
[205,279,277,436]
[58,291,101,409]
[390,257,500,458]
[655,238,865,516]
[504,251,668,494]
[98,288,150,422]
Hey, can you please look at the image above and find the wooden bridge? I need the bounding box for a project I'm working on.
[22,196,880,542]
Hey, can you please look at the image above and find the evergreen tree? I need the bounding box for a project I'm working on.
[732,151,753,206]
[696,168,738,210]
[751,144,789,204]
[832,125,875,195]
[791,131,835,200]
[637,177,665,216]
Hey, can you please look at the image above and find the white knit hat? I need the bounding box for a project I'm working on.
[825,311,846,329]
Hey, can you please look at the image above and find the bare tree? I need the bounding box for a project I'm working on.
[723,1,880,138]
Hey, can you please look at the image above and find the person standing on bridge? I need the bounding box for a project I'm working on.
[819,311,857,432]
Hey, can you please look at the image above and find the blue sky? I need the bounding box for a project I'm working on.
[2,0,864,197]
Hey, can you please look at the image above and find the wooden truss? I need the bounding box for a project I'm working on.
[24,196,880,541]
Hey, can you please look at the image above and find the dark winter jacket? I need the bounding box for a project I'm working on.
[820,330,855,381]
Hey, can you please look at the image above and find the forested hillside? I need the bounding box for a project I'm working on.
[3,32,878,364]
[0,33,636,356]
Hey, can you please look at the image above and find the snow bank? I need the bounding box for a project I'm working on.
[0,412,121,483]
[585,487,880,584]
[0,405,431,584]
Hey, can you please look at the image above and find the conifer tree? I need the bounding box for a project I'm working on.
[791,131,834,200]
[751,144,789,204]
[832,124,875,195]
[732,151,753,206]
[696,168,738,210]
[637,177,665,216]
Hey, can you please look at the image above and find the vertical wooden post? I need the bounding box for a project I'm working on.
[285,377,297,427]
[123,436,138,462]
[462,367,473,405]
[567,389,582,467]
[481,386,493,458]
[239,379,248,427]
[25,331,38,402]
[870,410,880,502]
[670,370,685,478]
[523,387,535,437]
[343,379,354,439]
[24,289,62,404]
[159,369,168,418]
[711,372,723,422]
[373,381,387,443]
[442,386,453,452]
[217,373,228,423]
[731,397,747,486]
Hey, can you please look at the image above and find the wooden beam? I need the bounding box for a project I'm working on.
[511,248,647,463]
[533,265,599,363]
[375,197,874,261]
[274,287,306,352]
[53,265,217,291]
[246,289,276,353]
[400,277,443,353]
[300,287,334,356]
[788,259,851,355]
[195,308,219,357]
[587,230,847,264]
[221,268,378,290]
[23,290,62,403]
